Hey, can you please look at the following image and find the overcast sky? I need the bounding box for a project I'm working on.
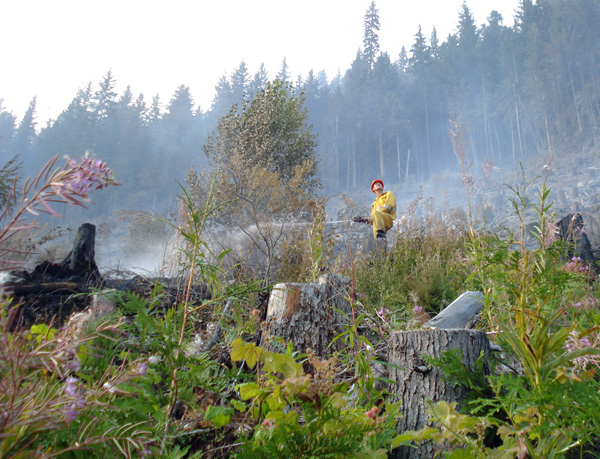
[0,0,520,126]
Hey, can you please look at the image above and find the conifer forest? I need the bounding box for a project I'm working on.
[3,1,600,458]
[2,0,599,216]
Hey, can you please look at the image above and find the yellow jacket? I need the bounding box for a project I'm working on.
[371,191,396,220]
[371,191,396,238]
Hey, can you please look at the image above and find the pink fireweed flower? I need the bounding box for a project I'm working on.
[564,329,600,374]
[377,308,390,320]
[59,152,117,198]
[413,306,425,316]
[563,256,589,274]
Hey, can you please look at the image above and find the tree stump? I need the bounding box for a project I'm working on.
[388,329,491,459]
[556,213,598,275]
[261,274,351,357]
[60,223,101,284]
[8,223,104,327]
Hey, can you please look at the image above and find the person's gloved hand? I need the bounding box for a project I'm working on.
[353,216,367,223]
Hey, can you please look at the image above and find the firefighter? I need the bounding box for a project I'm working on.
[369,179,396,239]
[353,179,396,240]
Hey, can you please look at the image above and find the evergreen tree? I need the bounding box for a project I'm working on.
[36,84,95,161]
[363,1,381,72]
[342,50,370,189]
[371,53,405,182]
[159,85,206,175]
[277,58,290,82]
[12,98,37,164]
[231,61,250,104]
[249,63,269,96]
[396,46,409,75]
[0,101,16,161]
[407,26,433,178]
[209,74,234,126]
[94,70,118,121]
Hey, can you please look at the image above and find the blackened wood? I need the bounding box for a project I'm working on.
[11,281,80,295]
[61,223,101,284]
[556,213,597,275]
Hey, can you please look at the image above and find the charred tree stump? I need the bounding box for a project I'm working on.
[261,274,351,357]
[556,213,598,275]
[60,223,101,285]
[388,329,491,459]
[8,223,103,327]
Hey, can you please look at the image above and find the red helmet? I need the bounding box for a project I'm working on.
[371,180,384,192]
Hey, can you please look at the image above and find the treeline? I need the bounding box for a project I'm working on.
[1,0,599,215]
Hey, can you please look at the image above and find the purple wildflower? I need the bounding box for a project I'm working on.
[413,306,424,315]
[66,357,81,372]
[64,376,78,397]
[63,377,86,424]
[63,407,78,424]
[135,362,148,376]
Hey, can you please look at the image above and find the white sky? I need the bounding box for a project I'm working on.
[0,0,520,126]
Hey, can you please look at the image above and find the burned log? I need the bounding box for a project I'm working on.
[11,281,80,296]
[261,274,351,357]
[388,328,491,459]
[555,213,598,275]
[7,223,103,327]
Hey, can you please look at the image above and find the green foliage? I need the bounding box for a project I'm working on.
[351,226,471,326]
[0,305,152,459]
[229,338,408,458]
[405,401,517,459]
[200,80,322,286]
[425,349,494,404]
[412,168,600,458]
[0,155,20,209]
[275,199,333,283]
[205,79,318,189]
[204,79,319,204]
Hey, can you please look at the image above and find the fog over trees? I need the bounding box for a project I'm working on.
[1,0,599,219]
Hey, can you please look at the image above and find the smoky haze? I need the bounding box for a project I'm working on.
[2,0,600,274]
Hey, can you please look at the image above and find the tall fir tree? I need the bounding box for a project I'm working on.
[12,98,37,165]
[277,58,290,82]
[363,1,381,72]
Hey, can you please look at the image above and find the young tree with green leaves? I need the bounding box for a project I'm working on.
[203,79,319,285]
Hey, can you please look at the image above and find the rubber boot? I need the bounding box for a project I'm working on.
[374,232,387,258]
